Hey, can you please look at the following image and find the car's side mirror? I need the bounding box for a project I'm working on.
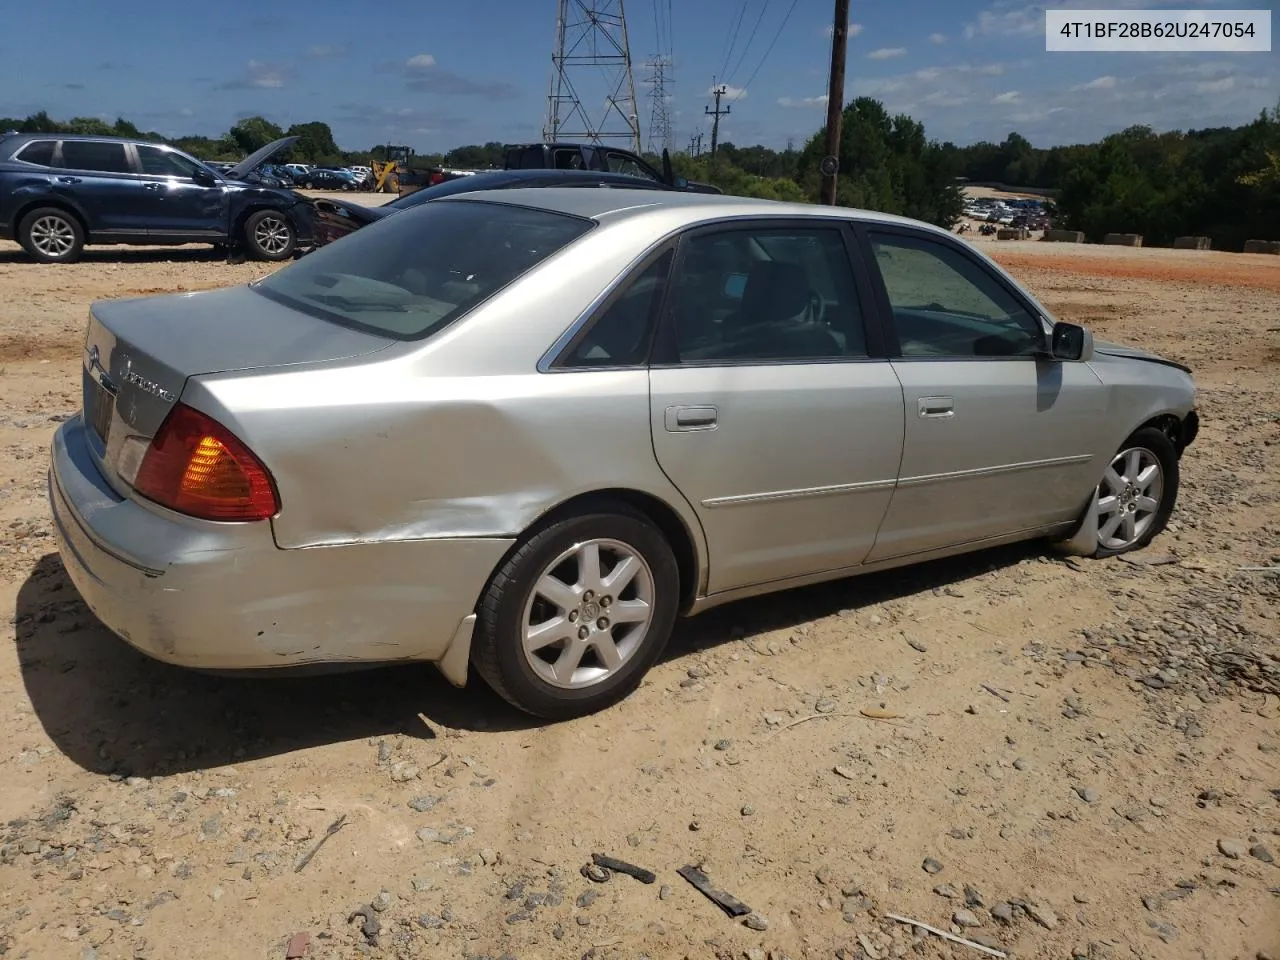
[193,167,217,186]
[1050,321,1093,361]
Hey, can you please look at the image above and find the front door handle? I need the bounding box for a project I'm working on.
[56,176,81,184]
[918,396,954,419]
[143,182,162,191]
[665,405,718,431]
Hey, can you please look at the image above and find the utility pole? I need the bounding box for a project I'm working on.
[688,132,703,157]
[705,84,730,159]
[820,0,850,205]
[545,0,642,152]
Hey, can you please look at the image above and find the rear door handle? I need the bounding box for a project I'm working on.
[143,182,162,191]
[665,405,718,431]
[56,176,81,184]
[918,396,954,419]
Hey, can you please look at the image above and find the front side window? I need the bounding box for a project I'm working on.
[605,152,658,181]
[15,140,55,166]
[559,250,672,368]
[136,145,209,179]
[57,140,131,174]
[254,199,594,339]
[663,225,869,363]
[868,232,1044,357]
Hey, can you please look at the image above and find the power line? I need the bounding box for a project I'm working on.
[717,1,751,82]
[739,0,799,94]
[725,0,771,87]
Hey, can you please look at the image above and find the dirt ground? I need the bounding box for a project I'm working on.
[0,232,1277,960]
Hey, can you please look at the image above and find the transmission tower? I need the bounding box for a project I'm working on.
[544,0,642,152]
[643,56,674,154]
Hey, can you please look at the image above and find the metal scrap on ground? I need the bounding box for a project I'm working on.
[677,864,752,918]
[293,813,348,873]
[591,852,656,884]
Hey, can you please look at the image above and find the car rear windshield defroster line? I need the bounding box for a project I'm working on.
[252,198,595,341]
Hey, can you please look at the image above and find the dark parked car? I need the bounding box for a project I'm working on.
[295,168,356,191]
[311,167,673,247]
[0,134,313,263]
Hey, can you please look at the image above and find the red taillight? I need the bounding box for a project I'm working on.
[134,403,279,522]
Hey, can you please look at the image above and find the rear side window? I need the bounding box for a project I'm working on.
[254,199,594,339]
[59,141,131,174]
[15,140,55,166]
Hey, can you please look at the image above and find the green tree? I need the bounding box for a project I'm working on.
[229,116,285,154]
[795,98,963,227]
[286,121,340,164]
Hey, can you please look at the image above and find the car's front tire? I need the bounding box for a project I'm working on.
[18,207,85,264]
[242,209,296,261]
[1091,426,1180,557]
[471,507,680,720]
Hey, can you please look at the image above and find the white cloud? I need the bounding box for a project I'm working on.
[709,84,748,100]
[867,47,908,60]
[245,60,285,88]
[777,94,829,108]
[1072,75,1117,91]
[179,106,194,117]
[405,53,437,70]
[1196,76,1235,93]
[929,32,948,44]
[962,0,1227,39]
[992,90,1021,103]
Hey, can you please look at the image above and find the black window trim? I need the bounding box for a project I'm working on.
[851,221,1053,362]
[12,139,58,167]
[648,215,892,370]
[539,236,678,373]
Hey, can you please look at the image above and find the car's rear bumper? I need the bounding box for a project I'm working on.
[49,415,513,672]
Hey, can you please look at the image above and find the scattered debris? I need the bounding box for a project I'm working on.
[347,904,381,947]
[923,857,944,874]
[980,684,1011,703]
[591,853,656,884]
[580,863,610,883]
[284,932,310,959]
[677,864,751,918]
[293,814,348,873]
[885,912,1007,958]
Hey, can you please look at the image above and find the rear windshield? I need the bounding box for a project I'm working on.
[253,199,593,339]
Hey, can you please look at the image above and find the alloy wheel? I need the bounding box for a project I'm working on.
[521,538,655,689]
[253,215,291,256]
[30,216,76,259]
[1096,446,1163,551]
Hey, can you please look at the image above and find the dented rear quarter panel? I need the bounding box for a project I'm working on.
[178,213,710,576]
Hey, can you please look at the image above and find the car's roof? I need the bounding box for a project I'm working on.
[443,186,949,235]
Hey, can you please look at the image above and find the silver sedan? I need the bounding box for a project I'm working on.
[48,189,1198,718]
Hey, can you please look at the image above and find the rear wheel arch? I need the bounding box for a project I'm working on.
[14,198,87,237]
[499,489,704,615]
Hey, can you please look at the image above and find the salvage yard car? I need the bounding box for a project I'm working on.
[310,167,676,247]
[0,133,312,263]
[48,189,1198,719]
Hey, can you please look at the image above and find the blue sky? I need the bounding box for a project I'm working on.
[1,0,1274,154]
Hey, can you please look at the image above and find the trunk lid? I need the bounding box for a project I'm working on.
[81,283,392,496]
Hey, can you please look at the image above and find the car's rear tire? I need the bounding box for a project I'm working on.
[1091,426,1179,557]
[242,209,296,261]
[471,507,680,720]
[18,207,85,264]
